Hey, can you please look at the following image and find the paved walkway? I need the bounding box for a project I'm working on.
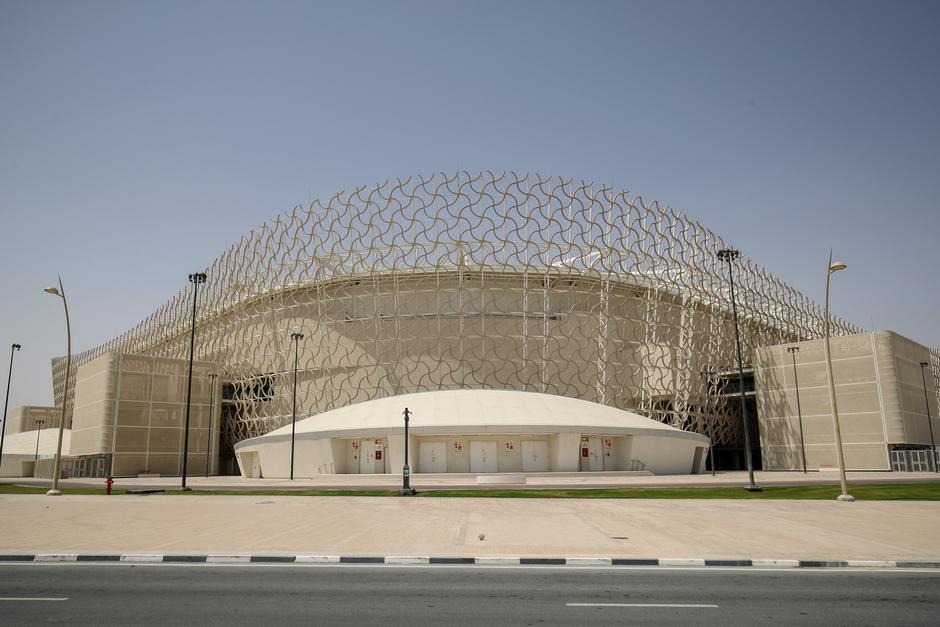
[1,493,938,560]
[8,470,940,491]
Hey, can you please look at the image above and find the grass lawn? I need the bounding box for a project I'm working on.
[1,482,939,500]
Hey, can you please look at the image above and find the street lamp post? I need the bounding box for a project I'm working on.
[205,373,218,478]
[401,407,415,495]
[716,248,760,492]
[0,343,22,471]
[44,277,71,496]
[788,346,808,473]
[823,252,853,501]
[289,332,304,480]
[919,361,938,473]
[34,419,45,463]
[701,369,717,476]
[181,272,207,491]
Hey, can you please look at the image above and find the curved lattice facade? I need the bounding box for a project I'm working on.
[53,171,877,457]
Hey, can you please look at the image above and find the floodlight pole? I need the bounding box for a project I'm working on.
[919,361,938,472]
[788,346,807,473]
[181,272,207,491]
[0,343,21,471]
[401,407,414,495]
[290,332,305,480]
[716,248,760,492]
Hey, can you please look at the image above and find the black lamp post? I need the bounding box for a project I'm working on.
[701,368,717,476]
[716,248,760,492]
[0,343,21,470]
[788,346,808,473]
[205,373,217,478]
[401,407,414,495]
[181,272,207,491]
[34,419,45,463]
[290,332,304,480]
[919,361,938,473]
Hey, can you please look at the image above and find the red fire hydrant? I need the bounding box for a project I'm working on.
[105,476,114,495]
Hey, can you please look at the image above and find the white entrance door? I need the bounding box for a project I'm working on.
[521,440,549,472]
[360,439,377,474]
[419,441,447,473]
[470,440,498,473]
[580,437,603,471]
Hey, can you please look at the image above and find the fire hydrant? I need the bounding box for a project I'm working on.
[105,476,114,495]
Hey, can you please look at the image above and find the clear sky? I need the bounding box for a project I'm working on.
[1,0,938,410]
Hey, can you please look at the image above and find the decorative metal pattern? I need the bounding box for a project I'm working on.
[53,172,870,455]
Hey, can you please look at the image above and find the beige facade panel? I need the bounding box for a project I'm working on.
[755,331,939,471]
[4,405,62,435]
[67,352,221,477]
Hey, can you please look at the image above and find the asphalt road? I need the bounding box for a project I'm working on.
[1,564,938,625]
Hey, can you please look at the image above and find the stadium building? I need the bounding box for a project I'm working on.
[12,172,937,479]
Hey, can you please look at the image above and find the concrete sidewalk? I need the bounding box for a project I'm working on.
[8,470,940,491]
[1,493,937,561]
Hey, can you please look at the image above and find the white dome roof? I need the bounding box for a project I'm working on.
[236,389,708,449]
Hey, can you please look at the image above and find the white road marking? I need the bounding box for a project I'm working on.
[0,598,69,602]
[567,602,718,608]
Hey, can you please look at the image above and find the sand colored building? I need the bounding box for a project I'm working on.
[754,331,938,471]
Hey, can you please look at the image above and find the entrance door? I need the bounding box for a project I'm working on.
[470,440,498,473]
[360,439,377,474]
[521,440,549,472]
[580,437,603,471]
[419,441,447,473]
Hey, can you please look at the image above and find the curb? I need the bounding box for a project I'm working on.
[0,554,937,569]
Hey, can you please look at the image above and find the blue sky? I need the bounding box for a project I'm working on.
[1,0,938,409]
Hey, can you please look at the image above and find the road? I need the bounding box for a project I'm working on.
[1,564,938,625]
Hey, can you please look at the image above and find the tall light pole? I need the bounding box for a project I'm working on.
[788,346,808,473]
[716,248,760,492]
[289,332,304,480]
[919,361,938,473]
[44,277,71,496]
[205,372,218,478]
[181,272,207,491]
[823,252,853,501]
[34,419,45,464]
[0,343,22,471]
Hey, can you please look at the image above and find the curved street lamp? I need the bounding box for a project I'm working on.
[716,248,760,491]
[823,252,853,501]
[0,343,22,471]
[43,277,71,496]
[919,361,938,472]
[289,332,305,480]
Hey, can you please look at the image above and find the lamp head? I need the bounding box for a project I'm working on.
[829,261,847,273]
[12,343,21,350]
[921,361,930,368]
[717,248,740,261]
[788,346,800,354]
[43,286,60,296]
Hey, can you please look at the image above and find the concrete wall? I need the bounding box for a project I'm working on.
[754,331,938,471]
[236,429,704,478]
